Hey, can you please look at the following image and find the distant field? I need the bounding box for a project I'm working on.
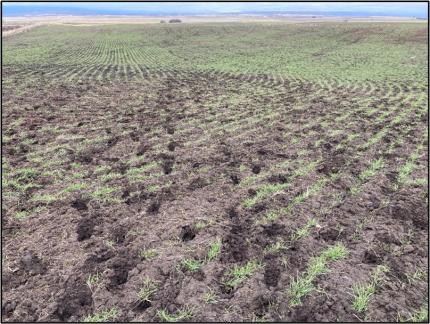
[3,22,428,81]
[2,22,428,322]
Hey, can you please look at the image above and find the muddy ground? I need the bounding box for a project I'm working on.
[1,66,428,322]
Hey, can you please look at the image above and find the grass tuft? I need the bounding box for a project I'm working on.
[264,241,287,254]
[83,307,118,322]
[287,243,348,307]
[405,304,429,323]
[291,218,318,241]
[359,158,384,182]
[181,259,203,272]
[352,283,375,313]
[157,307,193,322]
[86,272,101,292]
[137,278,158,302]
[206,239,222,262]
[140,248,158,260]
[203,287,218,304]
[352,265,389,313]
[224,260,261,288]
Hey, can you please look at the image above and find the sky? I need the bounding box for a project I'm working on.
[2,2,428,18]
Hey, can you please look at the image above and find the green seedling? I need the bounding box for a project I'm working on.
[291,218,317,241]
[140,248,158,260]
[31,193,58,204]
[137,278,158,302]
[83,307,118,322]
[287,243,348,307]
[181,259,203,272]
[224,260,261,288]
[14,210,29,220]
[62,182,87,193]
[264,241,287,254]
[203,287,218,304]
[157,307,193,322]
[288,275,315,307]
[359,158,384,182]
[405,304,428,322]
[86,272,101,292]
[206,239,222,262]
[351,265,389,313]
[352,283,375,313]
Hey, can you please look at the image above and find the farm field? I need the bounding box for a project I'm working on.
[1,21,429,322]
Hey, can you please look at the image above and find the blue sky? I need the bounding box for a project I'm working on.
[3,2,428,18]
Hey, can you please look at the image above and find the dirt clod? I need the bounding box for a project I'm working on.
[136,143,150,156]
[188,177,208,190]
[20,251,46,275]
[54,277,93,321]
[264,261,280,287]
[179,225,196,242]
[76,217,95,241]
[147,199,161,213]
[111,226,127,244]
[221,223,248,263]
[230,174,240,185]
[71,198,88,211]
[167,141,176,151]
[252,165,261,174]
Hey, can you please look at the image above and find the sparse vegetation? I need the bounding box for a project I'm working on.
[206,239,222,261]
[181,258,203,272]
[397,143,425,186]
[137,278,159,302]
[359,158,384,182]
[2,18,427,323]
[83,308,119,322]
[264,240,287,254]
[224,260,262,288]
[404,304,429,323]
[203,287,219,304]
[139,248,158,260]
[291,218,318,241]
[352,265,390,313]
[91,186,121,203]
[86,272,101,292]
[62,182,87,193]
[288,243,348,306]
[31,193,58,204]
[352,283,376,313]
[157,307,193,322]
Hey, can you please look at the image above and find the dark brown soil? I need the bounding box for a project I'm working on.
[54,276,94,321]
[1,66,428,322]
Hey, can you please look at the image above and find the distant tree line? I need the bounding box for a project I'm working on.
[160,19,182,23]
